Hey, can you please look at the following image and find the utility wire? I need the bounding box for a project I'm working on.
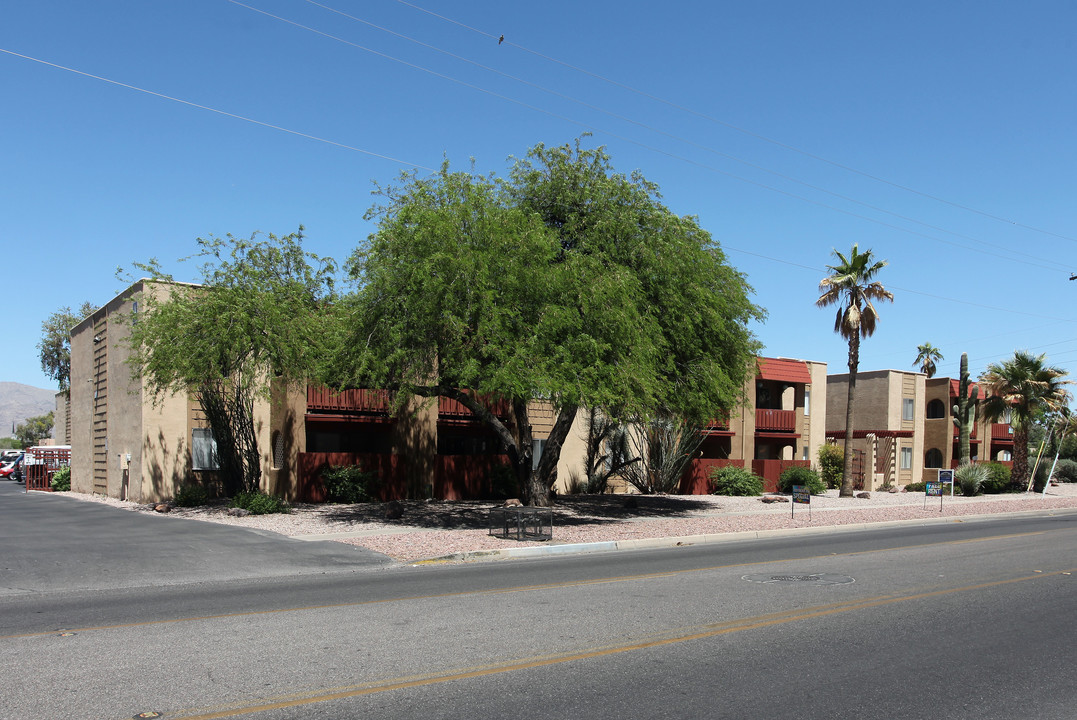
[0,48,435,172]
[232,1,1060,272]
[303,0,1058,268]
[391,0,1077,245]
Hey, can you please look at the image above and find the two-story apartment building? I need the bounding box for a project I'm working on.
[826,369,925,490]
[922,377,1013,479]
[681,357,828,493]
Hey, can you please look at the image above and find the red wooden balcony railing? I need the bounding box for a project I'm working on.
[952,424,978,438]
[306,387,390,413]
[438,394,513,420]
[991,424,1014,441]
[755,408,795,433]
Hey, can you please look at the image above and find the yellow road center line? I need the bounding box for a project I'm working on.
[1,530,1050,640]
[165,567,1075,719]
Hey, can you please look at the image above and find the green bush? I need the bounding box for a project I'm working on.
[779,465,826,495]
[904,480,927,492]
[173,484,210,507]
[981,463,1012,494]
[230,491,290,515]
[818,443,844,489]
[321,465,380,503]
[708,465,764,496]
[955,463,988,496]
[1050,458,1077,484]
[50,466,71,492]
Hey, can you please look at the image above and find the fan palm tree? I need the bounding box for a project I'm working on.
[913,342,944,378]
[981,351,1072,489]
[817,244,893,497]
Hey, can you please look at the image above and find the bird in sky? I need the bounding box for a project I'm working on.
[498,34,504,45]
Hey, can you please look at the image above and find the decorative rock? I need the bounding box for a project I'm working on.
[888,487,898,493]
[761,494,789,503]
[384,500,404,520]
[227,507,250,517]
[154,504,171,513]
[503,498,523,507]
[856,492,871,499]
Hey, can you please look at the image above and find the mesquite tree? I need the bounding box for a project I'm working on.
[337,139,763,506]
[123,229,337,494]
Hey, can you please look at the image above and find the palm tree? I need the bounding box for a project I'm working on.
[913,342,944,378]
[817,244,893,497]
[981,351,1072,489]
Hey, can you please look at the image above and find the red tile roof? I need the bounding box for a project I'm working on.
[949,379,980,398]
[757,357,812,385]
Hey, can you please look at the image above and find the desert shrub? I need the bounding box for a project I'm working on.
[904,480,927,492]
[565,472,587,495]
[321,465,379,503]
[50,466,71,492]
[981,463,1012,494]
[708,465,764,496]
[173,484,209,507]
[487,463,518,500]
[230,491,289,515]
[1050,458,1077,484]
[955,463,988,496]
[818,443,844,489]
[779,465,826,495]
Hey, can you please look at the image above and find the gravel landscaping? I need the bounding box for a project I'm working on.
[51,482,1077,563]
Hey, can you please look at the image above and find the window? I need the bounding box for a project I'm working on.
[802,446,809,461]
[924,448,943,468]
[902,398,915,422]
[272,431,285,469]
[1000,450,1012,462]
[926,399,945,419]
[804,389,811,416]
[532,439,546,470]
[192,428,218,471]
[900,446,912,470]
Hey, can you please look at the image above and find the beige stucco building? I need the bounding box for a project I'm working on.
[68,281,275,503]
[826,369,925,490]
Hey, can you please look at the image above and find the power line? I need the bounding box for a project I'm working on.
[229,1,1061,273]
[390,0,1077,246]
[0,48,436,172]
[299,0,1060,269]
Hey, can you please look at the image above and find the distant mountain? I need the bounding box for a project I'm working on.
[0,382,58,437]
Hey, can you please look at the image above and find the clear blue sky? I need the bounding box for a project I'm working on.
[3,1,1076,392]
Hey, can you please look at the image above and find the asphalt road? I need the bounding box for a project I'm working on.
[3,481,1077,719]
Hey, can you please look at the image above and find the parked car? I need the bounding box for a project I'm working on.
[0,453,23,480]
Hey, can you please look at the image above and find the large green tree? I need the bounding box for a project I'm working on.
[15,412,54,447]
[124,229,338,494]
[338,139,763,505]
[38,302,96,393]
[817,244,893,497]
[981,351,1072,489]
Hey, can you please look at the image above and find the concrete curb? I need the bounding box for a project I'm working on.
[418,506,1077,564]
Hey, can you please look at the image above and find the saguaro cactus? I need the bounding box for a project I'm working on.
[952,352,978,466]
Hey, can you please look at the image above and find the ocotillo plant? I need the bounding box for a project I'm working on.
[952,352,978,466]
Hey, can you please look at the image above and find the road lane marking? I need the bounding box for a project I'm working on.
[163,567,1076,719]
[0,530,1053,641]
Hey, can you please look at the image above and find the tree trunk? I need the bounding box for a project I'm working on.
[526,404,579,507]
[839,336,860,498]
[1012,425,1030,490]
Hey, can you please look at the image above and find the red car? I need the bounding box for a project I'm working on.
[0,453,23,480]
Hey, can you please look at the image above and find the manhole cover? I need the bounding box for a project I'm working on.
[742,573,854,585]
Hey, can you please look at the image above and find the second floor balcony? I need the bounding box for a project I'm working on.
[991,423,1015,442]
[307,387,390,414]
[755,408,796,433]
